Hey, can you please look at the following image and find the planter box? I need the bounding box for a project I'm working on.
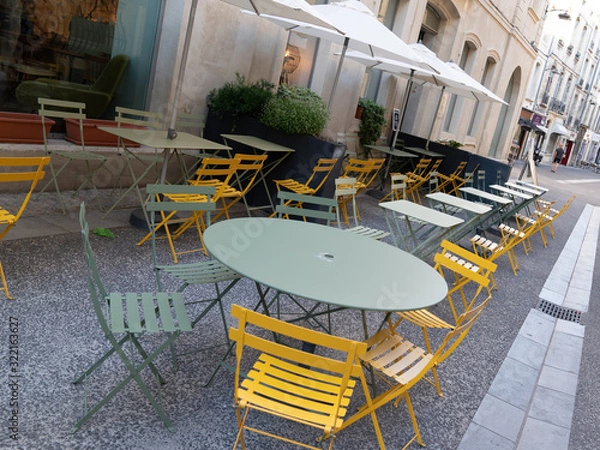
[205,110,345,208]
[0,112,55,144]
[64,119,144,147]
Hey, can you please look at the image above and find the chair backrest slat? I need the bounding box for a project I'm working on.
[38,97,87,151]
[115,106,163,130]
[276,191,337,224]
[230,305,366,375]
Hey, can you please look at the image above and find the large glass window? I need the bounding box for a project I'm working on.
[0,0,158,115]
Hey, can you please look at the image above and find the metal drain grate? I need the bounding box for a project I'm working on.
[536,299,583,323]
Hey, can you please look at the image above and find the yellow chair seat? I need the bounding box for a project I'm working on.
[239,353,355,430]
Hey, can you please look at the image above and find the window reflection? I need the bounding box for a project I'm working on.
[0,0,118,112]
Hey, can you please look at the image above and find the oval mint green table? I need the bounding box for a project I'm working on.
[204,217,448,313]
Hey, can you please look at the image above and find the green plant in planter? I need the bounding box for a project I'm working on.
[260,85,329,135]
[207,73,275,121]
[357,98,386,157]
[437,139,463,149]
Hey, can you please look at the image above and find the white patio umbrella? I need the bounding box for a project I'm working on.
[255,0,432,107]
[220,0,344,31]
[345,44,507,148]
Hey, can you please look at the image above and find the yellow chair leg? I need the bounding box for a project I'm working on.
[0,262,14,300]
[404,392,425,448]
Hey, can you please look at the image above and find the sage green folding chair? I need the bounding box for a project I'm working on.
[72,202,192,433]
[145,183,242,386]
[37,98,108,213]
[102,106,164,218]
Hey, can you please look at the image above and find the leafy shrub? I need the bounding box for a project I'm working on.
[207,73,275,121]
[357,97,386,152]
[261,85,329,135]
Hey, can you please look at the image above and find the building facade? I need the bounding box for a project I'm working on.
[1,0,544,162]
[521,0,600,166]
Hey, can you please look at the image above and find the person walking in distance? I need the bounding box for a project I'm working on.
[552,146,565,172]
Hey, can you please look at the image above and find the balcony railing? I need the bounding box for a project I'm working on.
[549,98,566,114]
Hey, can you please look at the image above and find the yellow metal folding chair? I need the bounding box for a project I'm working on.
[229,305,377,450]
[386,241,496,398]
[273,157,338,196]
[339,296,491,449]
[399,157,441,204]
[535,194,576,239]
[0,156,50,299]
[211,153,267,221]
[37,98,108,213]
[470,221,538,289]
[337,158,385,224]
[437,161,468,194]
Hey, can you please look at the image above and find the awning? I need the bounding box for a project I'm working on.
[518,118,545,133]
[551,123,570,136]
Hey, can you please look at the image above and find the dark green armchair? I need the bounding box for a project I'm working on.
[15,54,129,118]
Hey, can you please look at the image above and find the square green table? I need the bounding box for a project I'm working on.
[98,127,231,217]
[404,146,445,158]
[365,144,418,189]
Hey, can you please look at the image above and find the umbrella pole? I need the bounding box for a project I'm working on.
[328,37,349,109]
[425,86,445,150]
[391,70,414,148]
[162,0,199,180]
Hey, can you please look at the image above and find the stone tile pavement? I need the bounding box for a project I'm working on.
[458,204,599,450]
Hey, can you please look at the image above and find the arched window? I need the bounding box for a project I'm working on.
[419,4,441,48]
[468,57,497,136]
[444,41,477,133]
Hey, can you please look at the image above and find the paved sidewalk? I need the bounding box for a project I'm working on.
[458,204,599,450]
[1,161,599,449]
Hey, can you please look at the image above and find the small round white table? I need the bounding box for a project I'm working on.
[204,218,448,313]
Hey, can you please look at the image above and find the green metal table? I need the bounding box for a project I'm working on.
[379,199,464,259]
[204,217,448,321]
[98,127,231,217]
[221,134,295,213]
[365,144,418,189]
[404,146,445,158]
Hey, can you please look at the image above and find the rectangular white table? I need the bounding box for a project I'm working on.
[380,199,463,258]
[490,183,541,216]
[426,192,492,242]
[513,179,549,193]
[504,181,547,196]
